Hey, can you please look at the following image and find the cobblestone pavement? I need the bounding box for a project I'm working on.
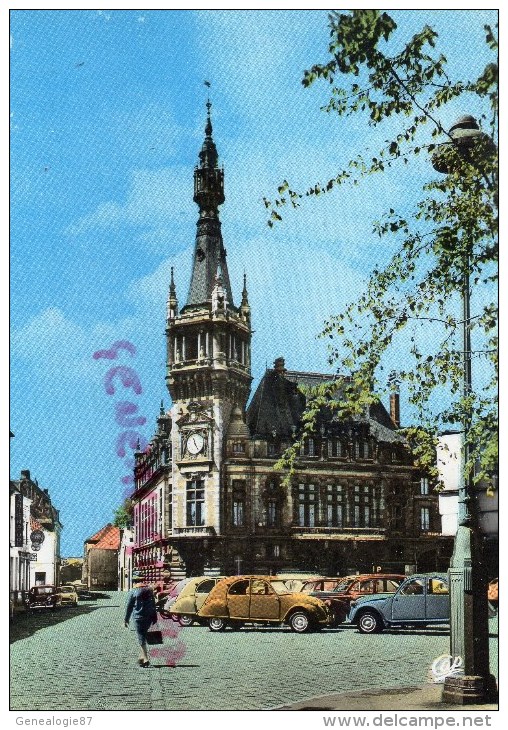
[10,592,498,712]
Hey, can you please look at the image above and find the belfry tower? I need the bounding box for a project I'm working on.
[165,103,252,564]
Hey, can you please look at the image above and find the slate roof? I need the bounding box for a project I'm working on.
[247,368,306,438]
[246,367,403,443]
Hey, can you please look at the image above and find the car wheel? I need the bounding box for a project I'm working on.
[178,614,194,627]
[289,611,311,633]
[158,609,173,619]
[209,617,226,632]
[358,610,383,634]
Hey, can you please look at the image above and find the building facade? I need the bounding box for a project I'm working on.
[130,105,451,582]
[118,528,134,591]
[10,470,62,597]
[9,481,33,608]
[82,523,120,590]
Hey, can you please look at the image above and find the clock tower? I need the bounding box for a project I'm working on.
[165,103,252,568]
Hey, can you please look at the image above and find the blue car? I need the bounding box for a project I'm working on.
[348,573,449,633]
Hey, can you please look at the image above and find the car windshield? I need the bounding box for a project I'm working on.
[60,587,74,592]
[269,580,291,595]
[334,579,355,593]
[36,587,54,594]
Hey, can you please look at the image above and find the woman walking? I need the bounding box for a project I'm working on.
[124,572,158,667]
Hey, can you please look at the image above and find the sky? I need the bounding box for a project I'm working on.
[9,7,498,556]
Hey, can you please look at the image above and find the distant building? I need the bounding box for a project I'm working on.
[129,105,451,583]
[118,528,134,591]
[82,524,120,590]
[59,557,84,584]
[10,470,62,592]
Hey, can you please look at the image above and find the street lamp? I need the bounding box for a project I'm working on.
[432,116,497,704]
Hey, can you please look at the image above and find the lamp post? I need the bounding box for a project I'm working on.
[432,116,497,704]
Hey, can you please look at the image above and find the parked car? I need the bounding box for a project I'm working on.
[167,576,226,626]
[24,585,62,611]
[74,585,96,601]
[349,573,449,633]
[198,575,334,633]
[58,585,79,606]
[154,581,178,614]
[302,573,406,625]
[275,574,323,592]
[160,578,194,618]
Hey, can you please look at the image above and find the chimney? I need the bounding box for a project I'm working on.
[390,391,400,428]
[20,469,31,481]
[273,357,286,375]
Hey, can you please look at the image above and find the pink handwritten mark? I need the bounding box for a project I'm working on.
[115,401,147,427]
[93,340,137,360]
[104,366,142,396]
[116,431,148,458]
[150,617,187,667]
[93,340,148,488]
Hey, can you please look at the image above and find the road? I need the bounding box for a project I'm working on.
[10,592,498,711]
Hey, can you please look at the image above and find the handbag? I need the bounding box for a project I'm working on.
[146,630,163,645]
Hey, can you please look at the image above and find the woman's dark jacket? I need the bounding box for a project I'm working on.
[125,586,157,624]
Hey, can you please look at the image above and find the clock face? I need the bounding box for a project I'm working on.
[187,432,205,455]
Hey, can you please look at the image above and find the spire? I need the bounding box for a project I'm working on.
[184,102,234,311]
[198,100,219,169]
[166,266,178,321]
[241,272,249,307]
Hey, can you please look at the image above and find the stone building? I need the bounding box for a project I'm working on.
[82,523,120,590]
[130,105,451,582]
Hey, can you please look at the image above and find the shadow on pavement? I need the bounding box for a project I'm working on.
[9,604,113,644]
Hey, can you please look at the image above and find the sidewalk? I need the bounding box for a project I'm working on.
[275,684,499,712]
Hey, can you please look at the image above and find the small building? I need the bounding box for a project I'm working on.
[82,524,120,590]
[9,481,33,609]
[118,528,134,591]
[10,470,62,591]
[59,557,84,585]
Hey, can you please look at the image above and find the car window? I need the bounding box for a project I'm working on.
[384,579,400,593]
[358,580,374,593]
[323,580,339,591]
[250,579,271,595]
[269,580,290,595]
[334,579,355,592]
[228,580,250,596]
[196,579,216,594]
[428,578,449,595]
[399,578,425,595]
[301,581,316,593]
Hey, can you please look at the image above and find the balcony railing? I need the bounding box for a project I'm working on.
[172,526,216,537]
[290,526,386,536]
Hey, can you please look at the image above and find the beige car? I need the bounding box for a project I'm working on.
[58,585,79,606]
[198,575,334,633]
[168,576,226,626]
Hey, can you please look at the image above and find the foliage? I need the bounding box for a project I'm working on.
[113,498,134,529]
[269,10,498,487]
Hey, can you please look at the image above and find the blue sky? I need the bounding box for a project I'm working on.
[9,8,498,556]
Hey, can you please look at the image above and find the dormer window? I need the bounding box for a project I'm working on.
[232,441,245,454]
